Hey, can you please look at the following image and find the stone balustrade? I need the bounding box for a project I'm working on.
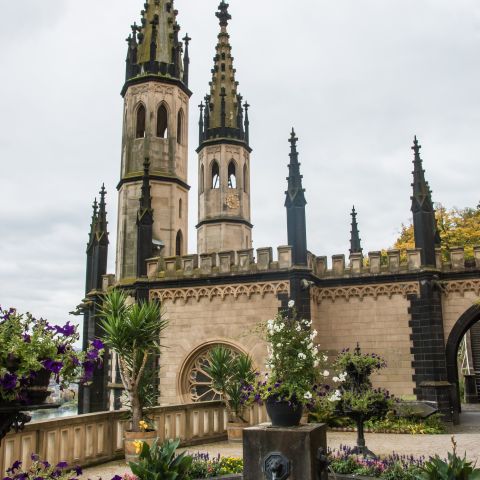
[1,401,260,474]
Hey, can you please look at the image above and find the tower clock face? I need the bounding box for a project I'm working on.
[226,193,240,209]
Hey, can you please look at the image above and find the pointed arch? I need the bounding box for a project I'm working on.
[175,230,183,256]
[243,164,249,193]
[136,104,146,139]
[211,161,220,189]
[157,104,168,138]
[228,160,237,189]
[177,108,184,145]
[200,165,205,194]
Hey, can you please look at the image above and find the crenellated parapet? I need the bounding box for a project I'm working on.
[144,246,294,280]
[309,246,480,279]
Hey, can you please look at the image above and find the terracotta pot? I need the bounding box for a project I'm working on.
[226,421,247,442]
[27,369,52,404]
[266,395,303,427]
[124,430,158,464]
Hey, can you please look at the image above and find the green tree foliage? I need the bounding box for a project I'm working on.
[394,203,480,261]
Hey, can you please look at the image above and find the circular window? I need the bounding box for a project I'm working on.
[180,343,242,403]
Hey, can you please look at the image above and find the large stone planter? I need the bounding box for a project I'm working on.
[124,430,158,463]
[227,421,247,442]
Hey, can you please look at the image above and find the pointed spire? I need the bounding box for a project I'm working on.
[285,129,308,266]
[124,0,188,86]
[182,33,191,86]
[198,102,205,144]
[87,198,98,251]
[349,206,363,255]
[199,1,249,148]
[410,136,438,266]
[244,101,250,145]
[285,128,306,204]
[95,184,109,246]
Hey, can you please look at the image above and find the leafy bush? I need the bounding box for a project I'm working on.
[129,439,192,480]
[3,455,83,480]
[415,437,480,480]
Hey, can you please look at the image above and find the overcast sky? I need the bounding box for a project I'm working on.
[1,0,479,330]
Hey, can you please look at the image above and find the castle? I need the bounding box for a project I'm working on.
[78,0,480,422]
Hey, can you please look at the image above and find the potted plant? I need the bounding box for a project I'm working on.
[204,346,255,441]
[98,290,168,462]
[328,344,393,457]
[0,306,104,406]
[242,301,329,427]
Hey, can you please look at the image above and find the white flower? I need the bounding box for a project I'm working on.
[332,376,340,383]
[307,342,314,350]
[310,329,318,339]
[295,325,302,332]
[298,352,306,360]
[339,372,348,382]
[323,355,328,362]
[329,390,342,402]
[276,343,282,348]
[288,300,295,308]
[323,370,330,377]
[313,360,320,368]
[304,391,313,400]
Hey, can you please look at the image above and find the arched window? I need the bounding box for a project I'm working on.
[211,161,220,189]
[200,165,205,194]
[157,104,168,138]
[175,230,183,256]
[179,198,182,219]
[177,109,184,145]
[228,161,237,188]
[136,104,146,139]
[243,164,248,193]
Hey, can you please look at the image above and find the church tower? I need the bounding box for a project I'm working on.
[116,0,191,279]
[196,1,252,255]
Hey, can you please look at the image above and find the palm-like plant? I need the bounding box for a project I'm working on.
[98,290,168,431]
[205,346,255,423]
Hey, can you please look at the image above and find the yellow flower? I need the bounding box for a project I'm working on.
[139,420,149,432]
[133,440,143,454]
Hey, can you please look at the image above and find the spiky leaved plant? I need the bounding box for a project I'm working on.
[98,290,167,432]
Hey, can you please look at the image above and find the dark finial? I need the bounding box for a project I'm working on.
[350,206,363,255]
[100,183,106,203]
[355,342,361,355]
[412,135,421,156]
[216,1,232,27]
[182,33,191,46]
[289,128,298,147]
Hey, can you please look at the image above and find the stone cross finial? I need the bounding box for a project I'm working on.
[289,128,298,147]
[183,33,191,45]
[412,135,421,155]
[216,1,232,27]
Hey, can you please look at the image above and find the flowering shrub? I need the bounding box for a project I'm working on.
[0,306,104,403]
[187,453,243,478]
[3,456,83,480]
[242,302,329,407]
[328,446,425,479]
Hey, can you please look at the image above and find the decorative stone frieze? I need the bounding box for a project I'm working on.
[150,281,290,304]
[443,279,480,297]
[311,282,420,303]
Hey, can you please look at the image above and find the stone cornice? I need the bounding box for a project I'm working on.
[311,282,420,303]
[443,279,480,297]
[150,280,289,304]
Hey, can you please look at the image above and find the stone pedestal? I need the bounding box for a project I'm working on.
[243,423,327,480]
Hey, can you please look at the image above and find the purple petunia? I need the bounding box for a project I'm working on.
[111,475,122,480]
[56,462,68,469]
[73,467,82,476]
[42,359,63,375]
[54,322,76,337]
[22,334,31,343]
[0,373,18,391]
[91,339,104,350]
[86,349,99,360]
[57,344,67,355]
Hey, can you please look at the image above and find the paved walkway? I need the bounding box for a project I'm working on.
[83,412,480,479]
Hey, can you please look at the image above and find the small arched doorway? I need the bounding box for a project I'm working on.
[445,303,480,417]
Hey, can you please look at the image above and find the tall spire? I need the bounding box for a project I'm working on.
[198,1,249,148]
[349,206,363,255]
[87,198,98,252]
[137,159,154,278]
[124,0,188,88]
[410,136,438,267]
[285,129,308,266]
[95,184,109,246]
[182,34,191,87]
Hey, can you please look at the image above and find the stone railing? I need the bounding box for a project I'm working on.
[1,401,262,474]
[308,246,480,279]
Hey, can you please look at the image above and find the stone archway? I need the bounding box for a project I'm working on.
[445,303,480,417]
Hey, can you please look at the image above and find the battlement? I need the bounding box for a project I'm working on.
[308,246,480,279]
[144,246,294,280]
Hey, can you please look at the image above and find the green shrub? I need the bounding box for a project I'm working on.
[129,439,192,480]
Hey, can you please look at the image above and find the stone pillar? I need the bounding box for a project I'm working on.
[368,251,381,274]
[243,423,327,480]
